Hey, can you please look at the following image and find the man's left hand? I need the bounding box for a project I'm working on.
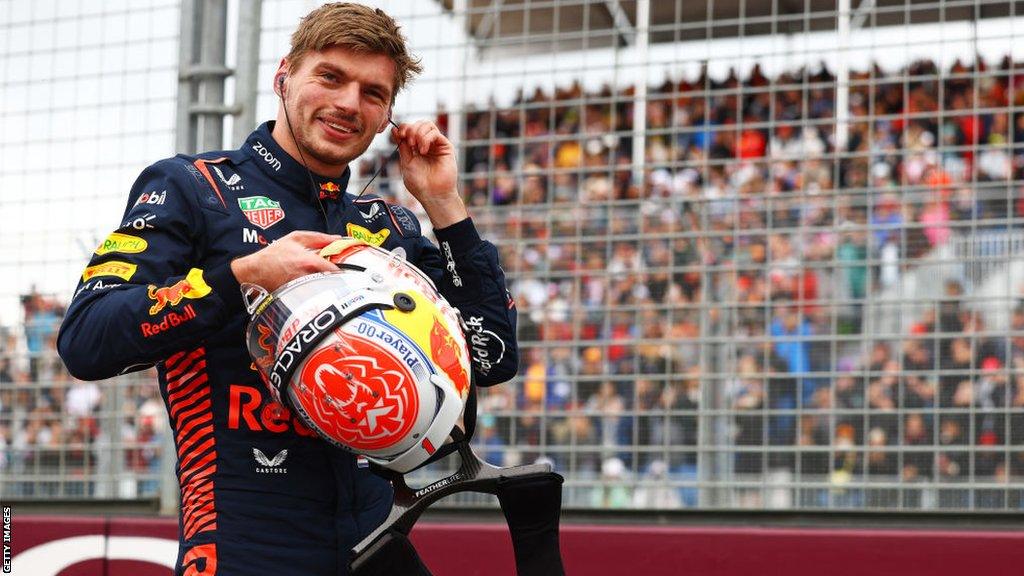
[391,120,468,228]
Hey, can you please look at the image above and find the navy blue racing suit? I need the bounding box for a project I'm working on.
[57,122,518,575]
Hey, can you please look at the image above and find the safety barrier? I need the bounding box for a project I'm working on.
[10,514,1023,575]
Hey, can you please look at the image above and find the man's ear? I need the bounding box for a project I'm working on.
[379,109,394,133]
[274,59,289,97]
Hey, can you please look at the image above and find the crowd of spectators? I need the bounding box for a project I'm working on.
[3,55,1023,508]
[431,54,1022,508]
[0,289,164,498]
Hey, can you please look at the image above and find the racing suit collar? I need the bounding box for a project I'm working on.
[245,122,351,205]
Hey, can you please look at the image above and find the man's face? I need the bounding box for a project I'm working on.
[280,46,394,173]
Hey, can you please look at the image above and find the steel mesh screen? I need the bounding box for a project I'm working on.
[0,0,180,499]
[2,0,1022,512]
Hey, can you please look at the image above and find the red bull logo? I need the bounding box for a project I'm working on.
[228,384,317,437]
[147,268,212,315]
[253,323,275,371]
[429,317,470,397]
[140,304,198,337]
[319,181,341,200]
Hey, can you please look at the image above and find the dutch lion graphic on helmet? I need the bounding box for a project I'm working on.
[243,239,471,473]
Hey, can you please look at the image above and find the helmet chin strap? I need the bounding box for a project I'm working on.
[350,437,566,576]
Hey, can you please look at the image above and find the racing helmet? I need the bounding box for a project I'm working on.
[243,239,472,473]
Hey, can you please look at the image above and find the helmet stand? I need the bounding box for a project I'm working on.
[350,438,566,576]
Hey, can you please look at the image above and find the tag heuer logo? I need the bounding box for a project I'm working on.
[253,447,288,474]
[238,196,285,229]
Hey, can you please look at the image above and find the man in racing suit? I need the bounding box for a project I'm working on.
[57,4,517,575]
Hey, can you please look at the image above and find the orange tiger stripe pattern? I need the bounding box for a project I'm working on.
[166,348,218,540]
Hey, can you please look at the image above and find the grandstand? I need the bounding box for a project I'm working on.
[366,48,1024,510]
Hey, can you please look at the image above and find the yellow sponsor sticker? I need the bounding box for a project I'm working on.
[82,261,138,282]
[318,238,369,259]
[95,232,148,256]
[345,223,390,247]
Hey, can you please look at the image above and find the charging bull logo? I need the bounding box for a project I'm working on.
[319,181,341,200]
[248,323,276,380]
[147,268,212,315]
[254,323,275,369]
[430,317,470,398]
[295,337,418,452]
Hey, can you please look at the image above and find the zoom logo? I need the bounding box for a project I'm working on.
[252,141,282,171]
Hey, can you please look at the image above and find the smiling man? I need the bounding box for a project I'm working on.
[57,3,518,575]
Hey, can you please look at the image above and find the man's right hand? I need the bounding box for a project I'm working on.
[230,230,343,292]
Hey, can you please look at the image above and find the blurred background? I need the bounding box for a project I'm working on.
[2,1,1023,568]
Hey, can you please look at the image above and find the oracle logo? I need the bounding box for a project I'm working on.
[268,306,341,392]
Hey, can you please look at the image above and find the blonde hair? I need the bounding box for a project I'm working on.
[287,3,422,100]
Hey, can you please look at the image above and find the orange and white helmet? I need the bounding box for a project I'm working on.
[244,240,472,473]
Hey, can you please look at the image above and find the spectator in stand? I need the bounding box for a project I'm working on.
[866,426,897,477]
[130,409,163,496]
[65,379,101,419]
[585,380,626,458]
[547,412,600,473]
[769,306,812,375]
[22,290,62,382]
[800,387,832,475]
[633,459,684,509]
[902,413,934,482]
[1009,356,1024,480]
[727,354,765,475]
[831,423,863,506]
[0,358,13,386]
[769,305,820,405]
[901,339,937,410]
[473,414,507,467]
[620,378,663,469]
[868,359,900,441]
[919,194,952,248]
[937,416,968,486]
[974,356,1010,477]
[836,220,869,331]
[512,412,542,466]
[590,457,632,508]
